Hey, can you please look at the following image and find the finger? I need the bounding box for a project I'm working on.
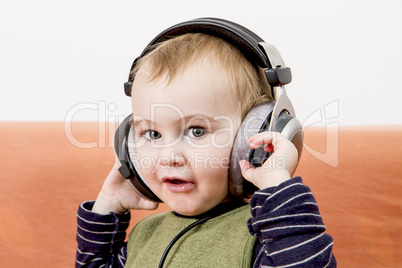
[239,159,255,183]
[137,199,159,210]
[263,143,274,152]
[248,132,278,149]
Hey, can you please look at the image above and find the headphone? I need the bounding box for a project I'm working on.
[113,17,303,203]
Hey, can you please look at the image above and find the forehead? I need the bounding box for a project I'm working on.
[131,59,238,120]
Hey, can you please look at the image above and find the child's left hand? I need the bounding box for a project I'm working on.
[239,131,299,190]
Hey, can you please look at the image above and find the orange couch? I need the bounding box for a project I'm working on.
[1,122,401,267]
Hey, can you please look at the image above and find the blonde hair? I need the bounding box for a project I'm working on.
[131,33,272,119]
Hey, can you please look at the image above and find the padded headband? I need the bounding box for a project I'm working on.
[135,17,270,70]
[124,17,292,97]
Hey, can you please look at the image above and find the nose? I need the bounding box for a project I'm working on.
[157,134,187,169]
[160,153,185,168]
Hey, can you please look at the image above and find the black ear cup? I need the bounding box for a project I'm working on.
[228,101,275,198]
[228,97,303,199]
[241,110,303,198]
[113,115,162,202]
[248,111,303,168]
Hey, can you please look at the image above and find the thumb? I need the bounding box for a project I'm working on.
[239,160,256,184]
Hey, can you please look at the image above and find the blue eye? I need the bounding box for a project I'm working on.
[187,127,207,138]
[144,130,162,140]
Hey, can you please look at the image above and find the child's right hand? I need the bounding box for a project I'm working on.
[239,131,299,190]
[91,158,159,215]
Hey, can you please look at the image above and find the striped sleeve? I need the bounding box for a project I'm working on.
[248,177,336,267]
[75,201,130,268]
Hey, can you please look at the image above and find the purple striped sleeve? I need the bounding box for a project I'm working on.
[75,201,130,268]
[248,177,336,267]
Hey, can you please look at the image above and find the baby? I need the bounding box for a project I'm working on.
[76,18,336,268]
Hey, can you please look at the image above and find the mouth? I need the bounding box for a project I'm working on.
[162,177,195,192]
[167,179,188,184]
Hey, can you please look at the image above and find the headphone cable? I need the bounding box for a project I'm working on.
[158,216,213,268]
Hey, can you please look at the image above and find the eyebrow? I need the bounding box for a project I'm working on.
[131,114,219,128]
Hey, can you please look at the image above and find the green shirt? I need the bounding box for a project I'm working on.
[126,203,257,267]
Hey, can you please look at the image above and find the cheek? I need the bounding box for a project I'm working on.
[190,145,232,173]
[135,146,159,176]
[212,134,230,148]
[210,115,239,148]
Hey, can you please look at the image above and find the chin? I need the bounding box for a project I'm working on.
[166,200,210,216]
[161,192,231,216]
[170,204,204,216]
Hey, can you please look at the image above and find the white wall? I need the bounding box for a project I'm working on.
[1,0,401,126]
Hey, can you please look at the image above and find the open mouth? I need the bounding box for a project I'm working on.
[168,179,188,184]
[163,177,194,192]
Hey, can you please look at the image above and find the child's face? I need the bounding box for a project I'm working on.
[131,60,240,216]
